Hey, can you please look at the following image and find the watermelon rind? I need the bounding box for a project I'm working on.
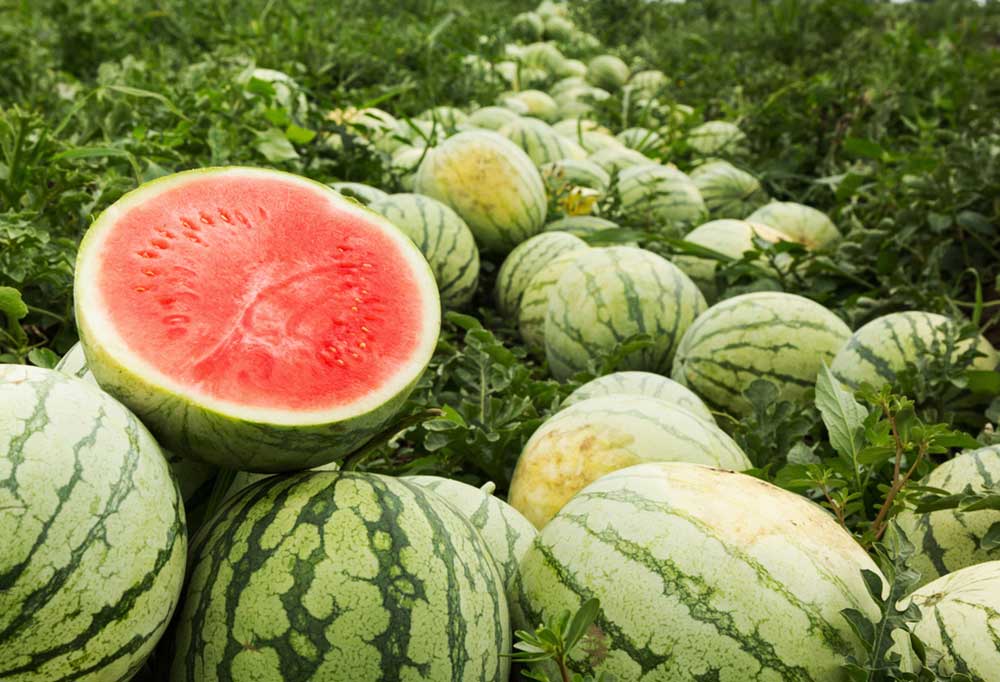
[746,201,842,249]
[564,370,715,423]
[514,461,882,681]
[74,167,441,473]
[330,181,389,207]
[0,365,187,681]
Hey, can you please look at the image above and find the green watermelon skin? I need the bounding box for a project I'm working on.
[616,127,665,154]
[672,291,852,416]
[617,164,707,233]
[543,215,621,239]
[517,249,590,353]
[508,396,750,527]
[545,246,707,381]
[0,365,187,682]
[686,120,748,156]
[514,462,881,681]
[404,476,537,596]
[690,161,769,218]
[564,370,714,423]
[495,231,588,318]
[830,311,999,391]
[414,131,547,254]
[171,471,510,682]
[586,55,630,90]
[541,158,611,193]
[910,561,1000,681]
[746,201,841,249]
[894,445,1000,587]
[501,117,586,168]
[370,193,481,308]
[466,106,521,131]
[53,339,94,383]
[330,182,389,206]
[587,146,649,175]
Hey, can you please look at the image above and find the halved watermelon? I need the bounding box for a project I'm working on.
[74,167,440,473]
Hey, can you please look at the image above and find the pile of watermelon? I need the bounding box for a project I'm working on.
[3,1,1000,681]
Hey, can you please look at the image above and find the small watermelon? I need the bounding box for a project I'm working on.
[74,167,441,472]
[330,181,389,206]
[518,249,590,352]
[586,55,630,90]
[170,471,510,681]
[0,366,186,680]
[830,311,998,390]
[617,164,707,232]
[628,69,670,95]
[564,370,714,423]
[910,561,1000,681]
[552,118,611,137]
[672,292,852,416]
[543,215,622,240]
[515,462,882,680]
[501,116,587,167]
[507,396,750,527]
[370,193,480,308]
[543,14,576,42]
[414,131,547,253]
[894,445,1000,587]
[746,201,842,249]
[390,145,428,191]
[690,160,769,217]
[512,11,545,41]
[545,246,707,380]
[417,105,468,131]
[466,106,521,131]
[687,120,748,156]
[495,231,588,318]
[588,146,650,174]
[616,126,666,154]
[517,41,568,76]
[540,158,611,194]
[503,90,559,122]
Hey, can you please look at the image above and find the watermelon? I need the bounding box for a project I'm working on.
[508,396,750,527]
[564,370,714,423]
[500,116,586,167]
[830,311,998,390]
[616,127,666,154]
[369,193,480,308]
[559,59,588,79]
[495,231,588,318]
[517,41,568,76]
[512,11,545,41]
[514,462,882,681]
[417,105,468,131]
[910,561,1000,681]
[552,118,611,137]
[687,120,748,156]
[628,69,669,95]
[746,201,842,249]
[518,249,590,352]
[576,130,626,154]
[543,215,622,240]
[617,164,707,232]
[466,106,521,131]
[170,471,510,681]
[894,445,1000,587]
[404,476,537,596]
[390,145,428,191]
[414,131,547,253]
[690,160,769,217]
[551,77,589,98]
[540,158,611,194]
[330,181,389,206]
[672,292,852,416]
[543,14,576,42]
[502,90,559,122]
[0,365,186,680]
[74,167,440,472]
[374,118,435,155]
[545,246,707,380]
[672,219,791,300]
[586,55,630,90]
[553,87,608,119]
[53,338,93,382]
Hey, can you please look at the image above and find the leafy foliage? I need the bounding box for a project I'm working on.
[511,598,615,682]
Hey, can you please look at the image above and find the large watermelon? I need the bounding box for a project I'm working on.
[545,246,707,380]
[404,476,537,596]
[507,396,750,527]
[500,116,587,167]
[690,160,769,218]
[514,462,882,681]
[414,131,547,253]
[894,445,1000,587]
[564,370,714,423]
[369,193,480,308]
[617,164,707,232]
[0,365,186,681]
[74,167,440,472]
[746,201,842,249]
[830,311,998,390]
[672,291,852,416]
[910,561,1000,681]
[586,55,630,90]
[517,249,590,352]
[495,231,588,319]
[171,471,510,681]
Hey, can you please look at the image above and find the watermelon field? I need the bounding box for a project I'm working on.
[3,0,1000,680]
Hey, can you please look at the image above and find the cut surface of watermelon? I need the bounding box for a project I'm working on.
[75,167,439,470]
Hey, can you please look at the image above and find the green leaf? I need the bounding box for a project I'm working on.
[983,522,1000,552]
[815,363,867,467]
[285,123,316,145]
[254,128,299,162]
[28,347,59,369]
[105,84,190,120]
[51,146,132,162]
[842,137,885,160]
[564,598,600,650]
[0,286,29,347]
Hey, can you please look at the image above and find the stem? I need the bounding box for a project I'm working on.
[557,654,572,682]
[820,483,849,530]
[343,408,443,471]
[885,400,904,484]
[871,443,928,542]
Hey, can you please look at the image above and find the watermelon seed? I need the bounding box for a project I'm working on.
[152,238,170,249]
[158,297,176,307]
[143,269,158,277]
[163,314,190,325]
[351,306,358,312]
[155,227,177,239]
[179,217,199,231]
[234,209,252,228]
[218,209,233,224]
[358,341,366,349]
[258,206,269,218]
[137,250,160,259]
[134,286,149,293]
[361,325,369,333]
[199,211,214,225]
[183,232,205,245]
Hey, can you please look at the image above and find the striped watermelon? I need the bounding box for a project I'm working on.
[466,106,521,131]
[516,41,568,76]
[171,471,510,681]
[495,231,588,318]
[501,117,587,167]
[417,105,468,132]
[74,168,440,473]
[414,131,547,253]
[687,120,748,156]
[672,219,791,300]
[586,55,630,90]
[746,201,842,249]
[690,160,769,218]
[503,90,559,122]
[543,14,576,42]
[910,561,1000,681]
[672,292,852,416]
[587,146,650,174]
[552,118,611,137]
[616,127,665,154]
[830,311,998,391]
[390,146,427,191]
[628,69,669,96]
[0,365,186,681]
[564,370,715,423]
[404,476,537,596]
[545,246,707,380]
[512,11,544,41]
[370,193,480,308]
[543,215,622,240]
[518,249,591,352]
[540,158,611,194]
[330,182,389,206]
[617,164,707,233]
[894,445,1000,587]
[507,396,750,527]
[514,462,881,681]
